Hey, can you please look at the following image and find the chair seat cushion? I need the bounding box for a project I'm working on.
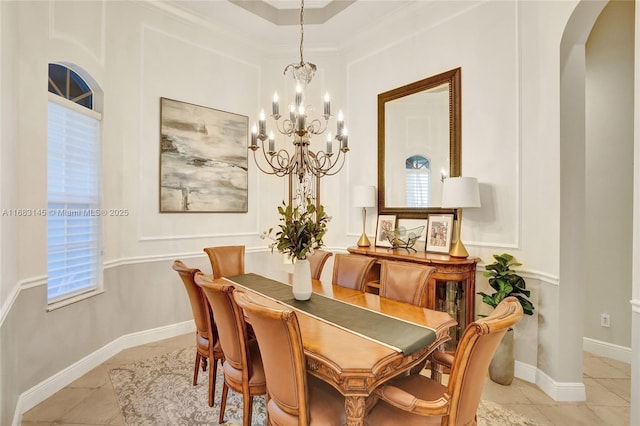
[222,339,266,389]
[366,375,448,426]
[267,375,346,426]
[308,376,346,425]
[196,332,209,355]
[367,400,443,426]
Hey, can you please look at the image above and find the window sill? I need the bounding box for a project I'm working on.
[47,288,105,312]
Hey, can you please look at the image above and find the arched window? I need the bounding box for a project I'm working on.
[48,63,93,109]
[405,155,431,207]
[47,63,103,306]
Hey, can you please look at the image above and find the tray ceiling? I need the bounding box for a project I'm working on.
[161,0,414,50]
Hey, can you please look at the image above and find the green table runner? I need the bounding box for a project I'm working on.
[227,273,436,355]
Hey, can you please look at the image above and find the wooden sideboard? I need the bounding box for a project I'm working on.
[347,246,479,350]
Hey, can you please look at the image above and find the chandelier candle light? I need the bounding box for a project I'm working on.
[249,0,349,184]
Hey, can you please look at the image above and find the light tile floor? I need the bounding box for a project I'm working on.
[20,334,631,425]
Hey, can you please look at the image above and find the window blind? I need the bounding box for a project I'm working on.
[406,171,430,207]
[47,99,102,302]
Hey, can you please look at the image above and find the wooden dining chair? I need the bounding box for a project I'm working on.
[365,296,523,426]
[233,289,347,426]
[331,253,377,291]
[195,272,266,426]
[171,260,224,407]
[307,249,333,280]
[379,260,435,307]
[204,245,245,279]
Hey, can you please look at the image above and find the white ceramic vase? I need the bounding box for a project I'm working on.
[292,258,312,301]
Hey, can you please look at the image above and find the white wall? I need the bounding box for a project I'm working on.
[346,0,520,255]
[631,2,640,423]
[346,0,541,364]
[0,0,19,309]
[585,0,634,350]
[1,1,279,423]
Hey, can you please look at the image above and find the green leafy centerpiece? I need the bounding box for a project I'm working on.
[262,198,329,300]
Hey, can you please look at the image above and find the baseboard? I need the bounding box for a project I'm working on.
[514,360,537,383]
[12,320,195,426]
[514,360,586,402]
[535,367,586,401]
[583,337,632,363]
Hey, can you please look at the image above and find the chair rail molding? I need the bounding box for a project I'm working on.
[0,276,47,328]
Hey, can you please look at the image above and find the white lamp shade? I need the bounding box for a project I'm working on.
[441,177,481,208]
[353,185,376,208]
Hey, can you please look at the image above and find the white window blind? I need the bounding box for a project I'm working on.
[406,170,430,207]
[47,98,102,303]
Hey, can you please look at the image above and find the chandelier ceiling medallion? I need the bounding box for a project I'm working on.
[249,0,349,184]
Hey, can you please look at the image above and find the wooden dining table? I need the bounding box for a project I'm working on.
[215,272,456,426]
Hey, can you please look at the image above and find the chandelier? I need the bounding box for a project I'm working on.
[249,0,349,184]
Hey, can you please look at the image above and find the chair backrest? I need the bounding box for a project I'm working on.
[307,250,333,280]
[195,272,251,376]
[379,260,435,307]
[331,253,377,291]
[233,289,310,425]
[204,245,245,279]
[446,296,523,425]
[172,260,210,340]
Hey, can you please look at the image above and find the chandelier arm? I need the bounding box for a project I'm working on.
[250,141,294,176]
[308,149,333,173]
[317,150,347,177]
[272,149,293,171]
[250,149,283,176]
[306,118,328,135]
[272,118,296,136]
[316,147,350,177]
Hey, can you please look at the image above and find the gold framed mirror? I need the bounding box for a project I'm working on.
[377,67,461,219]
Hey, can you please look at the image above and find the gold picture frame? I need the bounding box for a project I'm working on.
[375,215,397,248]
[426,214,454,253]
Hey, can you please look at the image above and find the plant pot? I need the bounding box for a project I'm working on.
[292,259,312,301]
[489,327,514,385]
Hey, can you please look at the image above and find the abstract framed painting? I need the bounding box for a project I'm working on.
[159,97,248,213]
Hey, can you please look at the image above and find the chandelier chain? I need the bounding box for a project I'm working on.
[299,0,305,65]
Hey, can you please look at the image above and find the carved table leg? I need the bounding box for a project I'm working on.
[345,396,366,426]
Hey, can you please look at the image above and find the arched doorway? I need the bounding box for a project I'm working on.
[559,1,638,423]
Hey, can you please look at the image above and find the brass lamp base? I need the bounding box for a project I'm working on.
[449,239,469,258]
[357,206,371,247]
[449,212,469,258]
[357,232,371,247]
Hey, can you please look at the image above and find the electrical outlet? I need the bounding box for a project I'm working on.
[600,313,610,327]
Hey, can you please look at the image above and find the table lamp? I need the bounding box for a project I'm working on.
[353,185,376,247]
[441,177,481,258]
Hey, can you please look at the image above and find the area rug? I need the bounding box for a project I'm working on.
[109,347,541,426]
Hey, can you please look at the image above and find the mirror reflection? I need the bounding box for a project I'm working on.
[378,68,461,219]
[384,83,449,208]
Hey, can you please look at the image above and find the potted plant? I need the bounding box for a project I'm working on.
[262,198,329,300]
[477,253,534,385]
